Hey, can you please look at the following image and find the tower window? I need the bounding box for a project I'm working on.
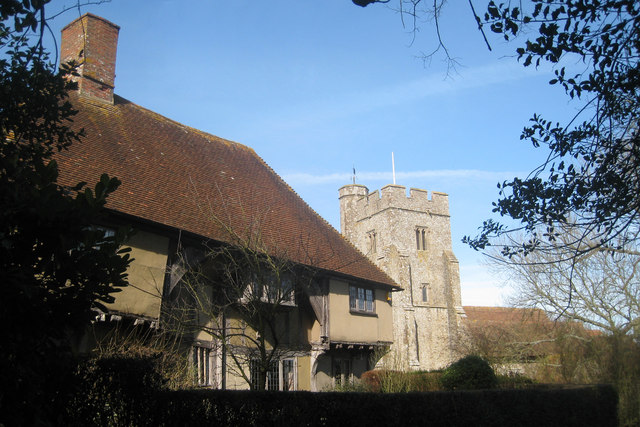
[416,227,427,251]
[367,230,377,254]
[421,284,429,303]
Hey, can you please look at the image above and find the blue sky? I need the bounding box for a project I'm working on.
[45,1,579,306]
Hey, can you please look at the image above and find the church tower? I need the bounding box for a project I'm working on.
[339,183,465,370]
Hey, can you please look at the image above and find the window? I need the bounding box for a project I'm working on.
[246,274,296,306]
[349,285,375,313]
[280,277,294,303]
[333,358,352,386]
[96,226,116,241]
[82,225,116,250]
[366,289,374,311]
[251,278,263,301]
[349,286,357,310]
[265,276,295,305]
[367,230,377,254]
[250,359,278,391]
[192,345,219,387]
[416,227,427,251]
[282,359,295,391]
[250,358,297,391]
[421,284,429,303]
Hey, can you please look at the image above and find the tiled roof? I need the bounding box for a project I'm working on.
[463,306,551,325]
[463,306,601,336]
[55,93,397,289]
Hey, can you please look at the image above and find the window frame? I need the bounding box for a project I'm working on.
[416,227,427,251]
[250,357,297,391]
[366,230,377,254]
[421,283,429,303]
[245,274,296,306]
[349,285,376,314]
[333,358,353,386]
[192,345,220,388]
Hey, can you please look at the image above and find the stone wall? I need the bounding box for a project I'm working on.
[339,183,466,371]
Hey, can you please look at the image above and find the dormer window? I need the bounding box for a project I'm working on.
[416,227,427,251]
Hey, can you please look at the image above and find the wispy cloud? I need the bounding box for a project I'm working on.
[283,168,524,185]
[263,61,543,131]
[348,61,540,111]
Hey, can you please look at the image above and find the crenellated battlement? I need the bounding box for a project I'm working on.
[339,180,465,371]
[339,184,450,219]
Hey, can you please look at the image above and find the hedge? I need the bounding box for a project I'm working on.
[64,385,617,426]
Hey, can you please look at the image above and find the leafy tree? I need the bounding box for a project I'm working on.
[0,1,131,424]
[461,0,640,261]
[353,0,640,261]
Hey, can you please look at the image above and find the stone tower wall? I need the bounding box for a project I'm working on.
[339,183,465,371]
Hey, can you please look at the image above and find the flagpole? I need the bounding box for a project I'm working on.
[392,152,396,185]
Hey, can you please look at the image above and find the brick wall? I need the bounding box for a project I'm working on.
[61,13,120,103]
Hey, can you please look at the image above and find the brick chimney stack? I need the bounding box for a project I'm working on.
[61,13,120,103]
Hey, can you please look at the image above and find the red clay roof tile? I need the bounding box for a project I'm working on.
[55,93,397,289]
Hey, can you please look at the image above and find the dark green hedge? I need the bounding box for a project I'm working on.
[58,357,616,426]
[440,355,498,390]
[70,386,616,427]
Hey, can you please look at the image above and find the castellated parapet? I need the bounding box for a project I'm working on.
[339,183,465,371]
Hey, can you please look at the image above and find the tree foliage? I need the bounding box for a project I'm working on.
[462,0,640,261]
[0,1,131,423]
[353,0,640,260]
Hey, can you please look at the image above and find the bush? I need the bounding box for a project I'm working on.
[408,371,443,391]
[361,370,443,392]
[64,355,167,425]
[360,370,383,391]
[361,370,413,392]
[440,355,497,390]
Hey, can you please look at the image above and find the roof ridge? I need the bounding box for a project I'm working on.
[112,93,256,154]
[60,92,398,289]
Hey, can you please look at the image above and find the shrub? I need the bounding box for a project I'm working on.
[440,355,497,390]
[408,370,443,391]
[64,355,167,425]
[360,370,382,391]
[361,369,444,392]
[361,370,413,392]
